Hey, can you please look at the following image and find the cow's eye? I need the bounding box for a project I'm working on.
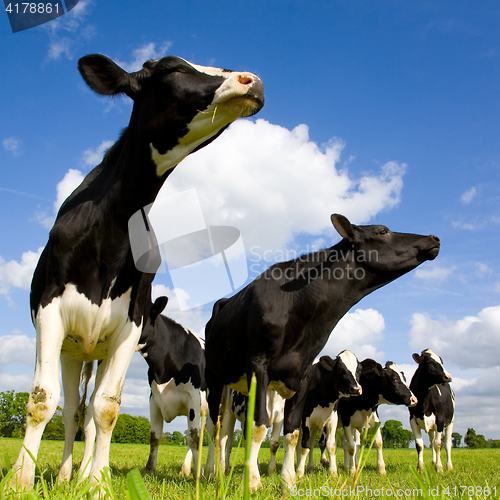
[380,229,389,235]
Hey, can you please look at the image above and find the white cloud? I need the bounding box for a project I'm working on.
[408,305,500,369]
[116,42,173,72]
[0,373,34,392]
[82,140,114,168]
[475,262,492,278]
[461,186,477,204]
[159,119,406,259]
[45,0,95,61]
[39,168,85,229]
[452,220,477,230]
[415,265,454,281]
[0,248,43,297]
[0,332,36,367]
[320,308,386,361]
[2,137,22,156]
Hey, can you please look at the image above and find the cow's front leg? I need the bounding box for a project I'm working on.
[144,395,163,474]
[432,431,444,473]
[343,426,356,474]
[89,321,142,484]
[58,355,84,482]
[324,414,338,476]
[410,419,425,472]
[11,305,65,490]
[373,426,386,475]
[183,392,203,478]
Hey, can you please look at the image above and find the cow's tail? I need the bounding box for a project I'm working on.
[78,361,94,426]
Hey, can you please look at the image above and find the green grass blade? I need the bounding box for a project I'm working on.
[243,373,257,500]
[126,468,152,500]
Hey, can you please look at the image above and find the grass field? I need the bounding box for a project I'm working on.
[1,438,499,499]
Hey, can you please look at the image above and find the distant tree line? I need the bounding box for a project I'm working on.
[3,391,500,448]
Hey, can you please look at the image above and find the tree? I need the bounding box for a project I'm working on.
[0,390,29,437]
[112,414,150,444]
[43,406,65,440]
[452,432,462,448]
[381,420,414,448]
[464,428,486,449]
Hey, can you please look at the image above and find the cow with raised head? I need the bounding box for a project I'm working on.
[204,213,440,491]
[409,349,454,473]
[11,53,263,490]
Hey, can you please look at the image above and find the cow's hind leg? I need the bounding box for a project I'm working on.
[58,355,84,482]
[11,305,65,489]
[444,422,453,470]
[247,363,269,492]
[88,322,142,484]
[268,418,283,473]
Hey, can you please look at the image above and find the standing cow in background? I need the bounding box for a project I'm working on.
[337,360,417,475]
[409,349,454,473]
[11,53,264,490]
[205,213,440,491]
[134,296,208,478]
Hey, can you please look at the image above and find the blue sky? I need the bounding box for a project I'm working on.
[1,1,500,442]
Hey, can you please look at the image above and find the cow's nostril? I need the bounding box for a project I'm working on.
[238,75,253,85]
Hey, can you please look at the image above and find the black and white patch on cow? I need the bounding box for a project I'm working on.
[205,213,440,491]
[11,54,263,490]
[409,349,454,473]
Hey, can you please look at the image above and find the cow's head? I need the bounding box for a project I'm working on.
[330,214,440,286]
[319,350,362,397]
[78,54,264,176]
[412,349,452,386]
[380,362,418,407]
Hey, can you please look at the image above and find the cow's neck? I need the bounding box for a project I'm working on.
[97,127,172,217]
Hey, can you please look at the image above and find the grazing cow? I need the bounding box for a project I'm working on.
[292,351,362,481]
[135,296,208,477]
[204,213,440,491]
[409,349,454,473]
[219,388,285,475]
[319,360,417,476]
[11,53,264,490]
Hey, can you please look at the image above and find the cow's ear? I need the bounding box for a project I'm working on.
[331,214,356,240]
[150,296,168,321]
[319,356,336,371]
[78,54,155,99]
[412,352,423,364]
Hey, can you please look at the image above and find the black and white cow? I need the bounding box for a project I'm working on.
[409,349,454,473]
[133,296,206,477]
[219,388,285,475]
[316,360,417,476]
[292,351,362,482]
[11,54,263,490]
[204,213,440,491]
